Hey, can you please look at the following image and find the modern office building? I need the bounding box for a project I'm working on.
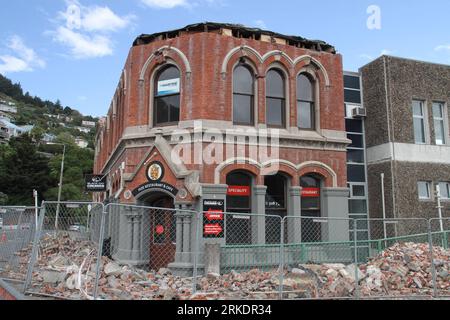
[361,56,450,234]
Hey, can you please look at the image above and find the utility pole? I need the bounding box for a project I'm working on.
[49,143,66,231]
[436,184,444,233]
[33,189,38,230]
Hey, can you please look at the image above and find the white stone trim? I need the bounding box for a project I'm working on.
[139,46,191,81]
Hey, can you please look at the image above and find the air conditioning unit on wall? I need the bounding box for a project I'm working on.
[352,107,367,118]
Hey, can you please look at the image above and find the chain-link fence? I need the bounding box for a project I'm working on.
[280,216,358,300]
[0,206,38,283]
[90,203,198,300]
[23,201,104,299]
[2,201,449,300]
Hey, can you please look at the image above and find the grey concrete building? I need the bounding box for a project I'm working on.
[360,56,450,234]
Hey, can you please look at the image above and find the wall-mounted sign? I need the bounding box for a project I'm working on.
[203,199,225,238]
[85,175,107,192]
[227,186,250,196]
[146,161,165,182]
[302,188,320,198]
[132,182,179,197]
[157,78,180,96]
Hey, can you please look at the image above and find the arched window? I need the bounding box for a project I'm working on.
[266,69,286,128]
[226,171,253,244]
[154,65,181,126]
[297,74,315,130]
[233,64,255,125]
[265,173,287,244]
[300,174,322,242]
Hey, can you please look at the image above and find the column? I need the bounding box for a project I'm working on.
[287,186,302,244]
[251,186,267,244]
[321,188,350,242]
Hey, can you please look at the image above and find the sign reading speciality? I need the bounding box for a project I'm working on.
[85,175,107,192]
[302,188,320,198]
[157,78,180,96]
[227,186,250,196]
[203,199,225,238]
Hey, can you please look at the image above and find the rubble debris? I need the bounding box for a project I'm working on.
[1,235,449,300]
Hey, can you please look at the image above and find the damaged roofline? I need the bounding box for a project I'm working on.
[132,22,337,54]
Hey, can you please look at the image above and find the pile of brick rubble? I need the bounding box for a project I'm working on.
[1,233,448,300]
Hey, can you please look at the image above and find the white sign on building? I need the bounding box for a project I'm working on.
[157,78,180,96]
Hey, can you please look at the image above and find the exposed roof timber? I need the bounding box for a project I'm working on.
[133,22,336,54]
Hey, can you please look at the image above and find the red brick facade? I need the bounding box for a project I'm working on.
[94,24,348,204]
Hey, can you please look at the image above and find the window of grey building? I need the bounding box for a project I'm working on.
[154,66,181,126]
[418,181,431,200]
[344,72,369,260]
[297,74,315,130]
[433,102,446,145]
[266,69,286,128]
[439,182,450,200]
[233,64,255,126]
[413,100,426,144]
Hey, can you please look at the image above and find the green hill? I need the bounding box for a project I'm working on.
[0,74,96,206]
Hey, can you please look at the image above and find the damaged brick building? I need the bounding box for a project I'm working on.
[93,22,351,273]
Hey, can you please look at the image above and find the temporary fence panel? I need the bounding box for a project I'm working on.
[92,203,198,301]
[0,206,38,282]
[24,202,104,300]
[281,216,358,300]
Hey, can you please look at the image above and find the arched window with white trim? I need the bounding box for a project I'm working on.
[233,64,255,126]
[297,73,316,130]
[266,69,286,128]
[154,65,181,126]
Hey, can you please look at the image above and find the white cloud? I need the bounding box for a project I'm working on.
[359,49,394,61]
[0,36,46,75]
[52,1,135,59]
[54,26,113,59]
[253,20,267,29]
[435,44,450,52]
[140,0,188,9]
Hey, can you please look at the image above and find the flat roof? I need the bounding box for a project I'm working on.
[133,22,336,54]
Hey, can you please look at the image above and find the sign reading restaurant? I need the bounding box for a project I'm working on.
[85,175,107,192]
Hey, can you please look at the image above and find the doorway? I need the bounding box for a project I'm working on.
[146,194,176,271]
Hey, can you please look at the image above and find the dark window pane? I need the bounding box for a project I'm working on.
[266,69,285,98]
[297,74,314,101]
[233,94,253,125]
[233,65,254,95]
[349,200,367,214]
[348,134,364,148]
[344,75,360,89]
[344,89,361,104]
[347,149,365,163]
[267,98,285,127]
[347,165,366,182]
[300,176,320,188]
[265,175,286,209]
[352,185,366,197]
[156,66,180,83]
[346,119,363,133]
[155,95,180,125]
[298,101,314,129]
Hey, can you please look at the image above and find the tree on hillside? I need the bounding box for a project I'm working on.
[0,134,55,205]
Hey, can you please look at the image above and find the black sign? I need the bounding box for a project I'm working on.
[203,199,225,238]
[85,175,107,192]
[132,182,179,197]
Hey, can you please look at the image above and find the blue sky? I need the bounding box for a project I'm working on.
[0,0,449,117]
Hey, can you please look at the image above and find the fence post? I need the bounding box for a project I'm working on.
[427,220,438,298]
[278,217,285,300]
[192,211,201,295]
[23,205,46,293]
[353,219,360,300]
[443,231,448,250]
[93,204,107,300]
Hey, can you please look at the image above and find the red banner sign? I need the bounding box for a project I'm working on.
[302,188,320,198]
[227,186,250,196]
[205,210,224,221]
[204,224,223,236]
